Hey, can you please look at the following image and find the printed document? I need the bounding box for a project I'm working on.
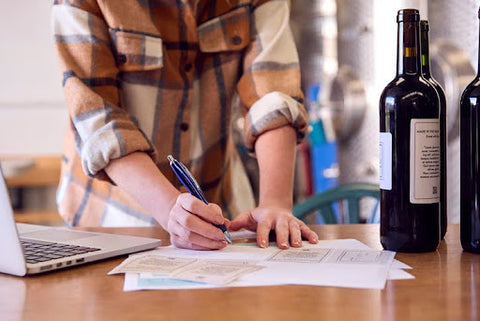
[110,236,412,291]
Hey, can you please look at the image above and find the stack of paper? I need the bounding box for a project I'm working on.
[109,234,413,291]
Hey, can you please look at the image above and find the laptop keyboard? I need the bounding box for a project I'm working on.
[21,239,101,264]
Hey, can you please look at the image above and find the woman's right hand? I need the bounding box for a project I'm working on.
[167,193,228,250]
[105,152,227,250]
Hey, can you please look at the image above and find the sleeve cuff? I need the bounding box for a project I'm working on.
[244,91,308,152]
[79,122,157,177]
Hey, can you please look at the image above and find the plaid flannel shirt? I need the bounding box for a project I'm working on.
[52,0,307,227]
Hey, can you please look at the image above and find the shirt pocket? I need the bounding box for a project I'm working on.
[109,29,163,72]
[197,5,251,53]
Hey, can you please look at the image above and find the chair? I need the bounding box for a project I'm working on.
[293,183,380,224]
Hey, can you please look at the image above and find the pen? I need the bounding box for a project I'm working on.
[167,155,233,244]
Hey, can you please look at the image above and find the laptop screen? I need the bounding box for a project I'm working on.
[0,166,28,276]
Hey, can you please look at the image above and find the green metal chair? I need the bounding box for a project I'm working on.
[293,183,380,224]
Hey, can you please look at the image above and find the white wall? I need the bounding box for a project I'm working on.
[0,1,68,155]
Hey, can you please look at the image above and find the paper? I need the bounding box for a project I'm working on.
[109,256,195,275]
[111,238,413,291]
[170,260,263,285]
[234,242,396,289]
[125,273,216,290]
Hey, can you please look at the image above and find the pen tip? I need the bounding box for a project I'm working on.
[225,231,233,244]
[167,155,174,162]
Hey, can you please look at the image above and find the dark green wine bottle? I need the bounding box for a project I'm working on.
[379,9,440,252]
[420,20,447,240]
[460,7,480,254]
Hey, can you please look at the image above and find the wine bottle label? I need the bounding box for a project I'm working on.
[379,132,392,190]
[410,119,440,204]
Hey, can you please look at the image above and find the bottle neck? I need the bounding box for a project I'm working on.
[478,19,480,76]
[420,27,432,78]
[397,21,421,76]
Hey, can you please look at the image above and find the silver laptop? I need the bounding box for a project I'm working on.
[0,167,161,276]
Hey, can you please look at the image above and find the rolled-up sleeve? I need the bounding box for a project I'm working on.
[52,1,156,177]
[237,0,308,152]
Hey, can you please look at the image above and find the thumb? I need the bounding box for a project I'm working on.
[229,211,257,231]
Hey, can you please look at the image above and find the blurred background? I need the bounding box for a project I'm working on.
[290,0,479,224]
[1,0,478,225]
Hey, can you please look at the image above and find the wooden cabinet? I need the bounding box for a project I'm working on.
[1,155,63,225]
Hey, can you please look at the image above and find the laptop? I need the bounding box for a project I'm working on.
[0,167,161,276]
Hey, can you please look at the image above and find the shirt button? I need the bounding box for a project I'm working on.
[184,63,193,72]
[117,54,127,64]
[231,35,242,45]
[180,123,189,131]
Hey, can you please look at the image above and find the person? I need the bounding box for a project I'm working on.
[51,0,318,250]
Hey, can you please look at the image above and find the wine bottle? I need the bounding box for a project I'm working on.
[459,7,480,254]
[420,20,447,240]
[379,9,440,252]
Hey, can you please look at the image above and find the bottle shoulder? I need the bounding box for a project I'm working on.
[461,77,480,97]
[426,77,446,95]
[380,75,438,100]
[424,77,446,106]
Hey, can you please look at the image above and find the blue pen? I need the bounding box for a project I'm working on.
[167,155,233,244]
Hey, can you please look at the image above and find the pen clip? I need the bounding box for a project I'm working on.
[178,161,202,192]
[167,155,208,204]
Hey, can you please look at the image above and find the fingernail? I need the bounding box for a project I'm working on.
[281,242,289,249]
[260,240,267,248]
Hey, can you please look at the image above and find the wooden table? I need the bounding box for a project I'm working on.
[0,224,479,321]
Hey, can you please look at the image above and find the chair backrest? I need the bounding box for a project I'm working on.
[293,183,380,224]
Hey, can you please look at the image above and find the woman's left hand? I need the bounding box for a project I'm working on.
[229,206,318,249]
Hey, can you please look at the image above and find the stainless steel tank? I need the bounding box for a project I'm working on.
[428,0,478,223]
[290,0,339,204]
[429,0,479,70]
[290,0,338,92]
[334,0,374,187]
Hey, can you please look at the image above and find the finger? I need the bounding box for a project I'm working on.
[177,193,224,225]
[175,210,226,241]
[275,217,290,249]
[289,220,302,248]
[171,233,226,250]
[168,220,227,250]
[207,203,226,224]
[229,212,257,231]
[298,221,318,244]
[170,201,225,241]
[223,218,232,229]
[256,218,273,248]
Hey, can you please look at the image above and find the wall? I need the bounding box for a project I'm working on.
[0,2,68,156]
